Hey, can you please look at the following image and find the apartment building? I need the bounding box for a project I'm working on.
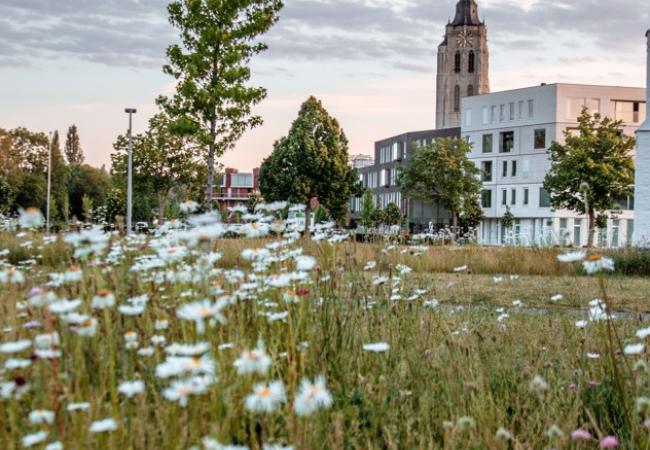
[349,128,460,231]
[214,168,260,210]
[461,83,646,247]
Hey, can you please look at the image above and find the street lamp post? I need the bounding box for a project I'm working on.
[46,131,52,233]
[124,108,137,235]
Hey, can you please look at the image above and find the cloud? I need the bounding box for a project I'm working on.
[0,0,647,73]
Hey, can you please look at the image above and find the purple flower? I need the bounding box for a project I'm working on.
[571,429,592,441]
[600,436,619,448]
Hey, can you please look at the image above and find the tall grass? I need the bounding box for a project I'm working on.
[0,232,649,448]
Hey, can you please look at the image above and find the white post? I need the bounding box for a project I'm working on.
[124,108,137,236]
[633,30,650,246]
[46,131,52,233]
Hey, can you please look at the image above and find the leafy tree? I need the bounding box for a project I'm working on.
[112,112,203,223]
[82,195,94,223]
[65,125,84,165]
[68,165,111,221]
[544,109,635,247]
[398,137,481,237]
[459,195,484,232]
[384,202,402,226]
[371,208,386,228]
[158,0,283,210]
[247,191,261,214]
[359,189,375,228]
[501,206,514,229]
[314,204,329,224]
[0,175,12,213]
[259,96,360,231]
[49,131,70,221]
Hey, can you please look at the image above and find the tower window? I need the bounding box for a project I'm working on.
[468,51,475,73]
[454,51,461,74]
[454,85,460,112]
[467,85,474,97]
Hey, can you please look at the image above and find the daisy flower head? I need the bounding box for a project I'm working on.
[118,380,145,398]
[91,290,115,309]
[244,380,286,413]
[19,207,43,229]
[28,409,55,425]
[234,341,272,376]
[22,431,48,448]
[163,377,208,407]
[583,254,615,275]
[89,418,118,433]
[176,299,227,334]
[557,250,586,263]
[362,342,390,353]
[180,200,200,214]
[294,375,333,417]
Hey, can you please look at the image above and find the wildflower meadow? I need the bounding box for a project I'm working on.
[1,205,650,449]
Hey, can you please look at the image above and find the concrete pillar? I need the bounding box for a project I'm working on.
[634,30,650,246]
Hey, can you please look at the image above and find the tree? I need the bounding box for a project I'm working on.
[501,206,514,230]
[49,131,70,221]
[544,108,635,247]
[65,125,84,164]
[111,112,203,223]
[158,0,283,210]
[68,165,111,221]
[82,195,94,223]
[384,202,402,226]
[398,137,482,237]
[314,204,329,224]
[359,189,375,229]
[258,96,360,231]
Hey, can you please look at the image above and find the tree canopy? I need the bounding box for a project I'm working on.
[398,137,481,234]
[259,96,360,228]
[158,0,283,210]
[543,108,635,247]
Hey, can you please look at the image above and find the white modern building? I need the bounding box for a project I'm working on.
[461,83,646,247]
[634,30,650,246]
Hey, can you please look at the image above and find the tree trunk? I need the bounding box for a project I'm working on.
[451,210,458,243]
[587,208,596,248]
[157,192,167,225]
[205,119,216,211]
[304,204,311,237]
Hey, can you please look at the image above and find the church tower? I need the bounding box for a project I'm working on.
[436,0,490,129]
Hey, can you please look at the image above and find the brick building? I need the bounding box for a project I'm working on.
[214,168,260,210]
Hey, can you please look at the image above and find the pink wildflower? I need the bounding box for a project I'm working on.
[571,429,591,441]
[600,436,619,448]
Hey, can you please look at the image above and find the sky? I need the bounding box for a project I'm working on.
[0,0,648,171]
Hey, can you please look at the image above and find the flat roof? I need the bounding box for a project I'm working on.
[467,83,645,99]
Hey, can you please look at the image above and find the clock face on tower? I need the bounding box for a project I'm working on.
[457,28,473,48]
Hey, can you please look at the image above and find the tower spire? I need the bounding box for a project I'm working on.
[451,0,481,27]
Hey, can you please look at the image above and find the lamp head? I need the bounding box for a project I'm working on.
[124,108,137,114]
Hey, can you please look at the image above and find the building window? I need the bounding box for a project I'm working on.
[518,100,524,119]
[567,97,585,120]
[468,51,475,73]
[511,160,517,177]
[231,173,254,188]
[481,161,493,182]
[573,219,582,247]
[490,105,496,123]
[509,102,515,120]
[523,188,529,205]
[482,106,489,124]
[534,129,546,149]
[539,188,551,208]
[482,134,493,153]
[511,188,516,205]
[454,51,461,73]
[464,109,472,126]
[589,98,601,114]
[467,85,474,97]
[481,189,492,208]
[613,100,647,123]
[522,159,530,179]
[502,161,508,178]
[499,104,505,122]
[528,99,534,118]
[501,189,507,206]
[454,85,460,112]
[500,131,514,153]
